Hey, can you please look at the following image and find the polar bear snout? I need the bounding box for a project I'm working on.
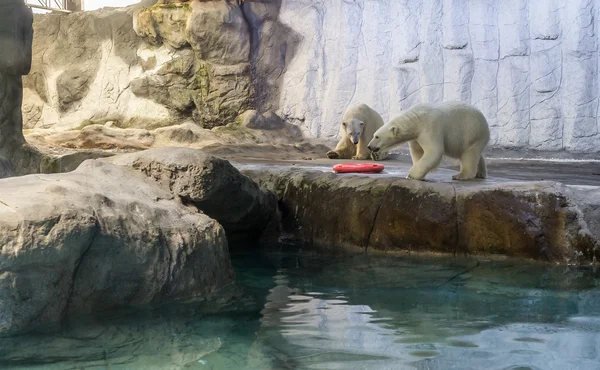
[368,145,379,152]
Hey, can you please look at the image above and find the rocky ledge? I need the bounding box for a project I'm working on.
[241,166,600,265]
[0,148,276,334]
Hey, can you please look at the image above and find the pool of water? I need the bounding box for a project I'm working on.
[1,247,600,370]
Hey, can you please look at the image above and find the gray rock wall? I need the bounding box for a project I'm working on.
[273,0,600,153]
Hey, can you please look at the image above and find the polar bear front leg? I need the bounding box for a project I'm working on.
[352,138,370,160]
[408,141,424,165]
[407,150,443,180]
[327,137,355,159]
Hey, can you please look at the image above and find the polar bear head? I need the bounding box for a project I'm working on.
[367,125,401,153]
[343,119,364,145]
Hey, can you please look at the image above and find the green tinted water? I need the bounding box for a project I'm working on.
[1,247,599,370]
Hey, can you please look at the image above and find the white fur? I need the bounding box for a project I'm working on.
[368,101,490,180]
[326,103,389,161]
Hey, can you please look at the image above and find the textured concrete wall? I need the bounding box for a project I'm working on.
[274,0,600,153]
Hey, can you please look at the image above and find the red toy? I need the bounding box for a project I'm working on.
[332,163,385,174]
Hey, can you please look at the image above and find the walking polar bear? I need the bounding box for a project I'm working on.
[367,101,490,181]
[326,103,389,161]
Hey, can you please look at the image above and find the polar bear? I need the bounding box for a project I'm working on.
[367,101,490,181]
[326,103,389,161]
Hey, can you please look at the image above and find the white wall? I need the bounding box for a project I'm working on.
[276,0,600,153]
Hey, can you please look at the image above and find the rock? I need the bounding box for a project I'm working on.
[21,1,600,153]
[42,125,155,150]
[242,168,598,264]
[241,0,301,112]
[497,56,530,148]
[135,1,190,49]
[498,0,529,58]
[236,110,286,130]
[270,0,600,153]
[132,1,252,128]
[153,121,208,143]
[39,150,115,173]
[454,182,596,261]
[236,110,264,129]
[102,147,277,243]
[22,7,169,131]
[185,0,250,64]
[0,0,33,76]
[130,49,198,114]
[24,122,326,163]
[56,67,95,112]
[0,0,42,176]
[0,157,15,179]
[0,160,234,334]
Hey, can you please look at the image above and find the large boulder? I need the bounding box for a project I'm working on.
[102,147,277,243]
[0,160,233,334]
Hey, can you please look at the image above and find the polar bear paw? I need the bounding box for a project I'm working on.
[452,173,475,181]
[326,151,340,159]
[406,173,425,181]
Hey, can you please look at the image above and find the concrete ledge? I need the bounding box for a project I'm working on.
[240,166,599,265]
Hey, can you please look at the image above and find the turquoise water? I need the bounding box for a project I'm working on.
[1,247,600,370]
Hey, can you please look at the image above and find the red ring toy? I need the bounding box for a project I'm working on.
[333,163,385,174]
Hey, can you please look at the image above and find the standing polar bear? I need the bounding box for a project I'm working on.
[367,101,490,181]
[326,103,389,161]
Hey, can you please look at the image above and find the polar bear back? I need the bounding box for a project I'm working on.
[411,101,490,158]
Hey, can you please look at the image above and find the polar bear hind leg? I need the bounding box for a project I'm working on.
[476,155,487,179]
[453,145,485,180]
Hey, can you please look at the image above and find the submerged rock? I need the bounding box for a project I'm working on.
[103,147,278,243]
[0,160,233,334]
[243,169,599,265]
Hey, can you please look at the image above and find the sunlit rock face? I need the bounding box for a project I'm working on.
[272,0,600,153]
[23,1,253,131]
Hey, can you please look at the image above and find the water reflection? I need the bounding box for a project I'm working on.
[0,248,599,369]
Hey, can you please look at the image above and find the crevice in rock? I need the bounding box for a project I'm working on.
[160,230,175,291]
[61,215,101,321]
[365,182,393,252]
[451,183,460,256]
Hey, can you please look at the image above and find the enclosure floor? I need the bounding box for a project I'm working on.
[232,153,600,187]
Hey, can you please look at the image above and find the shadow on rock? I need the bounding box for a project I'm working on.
[242,0,302,113]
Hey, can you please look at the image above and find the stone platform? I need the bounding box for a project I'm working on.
[236,156,600,265]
